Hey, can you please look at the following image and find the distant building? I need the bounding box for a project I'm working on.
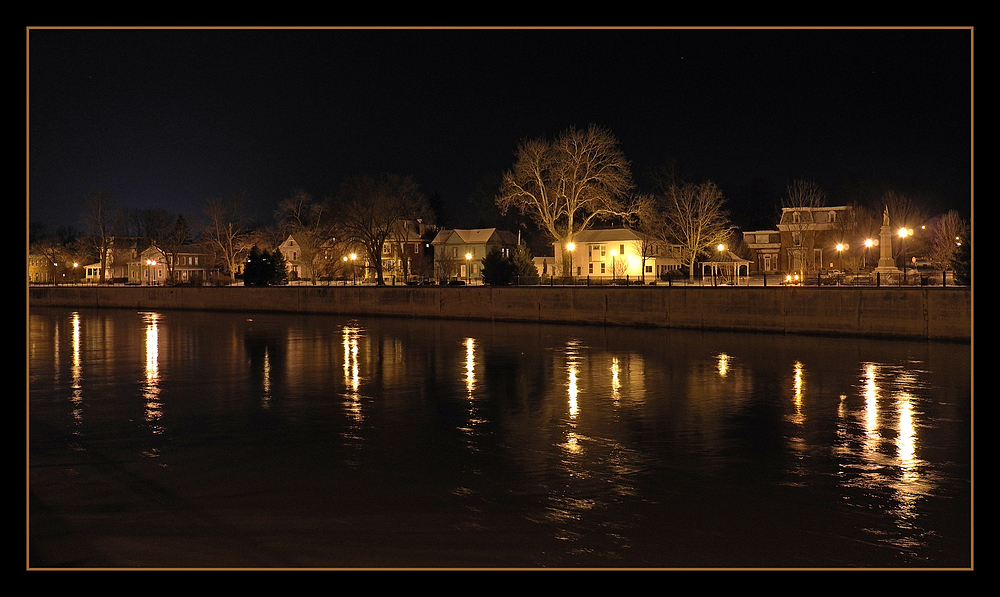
[742,230,782,274]
[744,206,855,275]
[431,228,519,282]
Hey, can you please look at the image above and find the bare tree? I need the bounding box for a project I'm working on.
[927,209,967,268]
[497,124,636,274]
[81,190,121,283]
[201,193,251,284]
[782,179,826,209]
[275,189,332,283]
[881,190,930,260]
[159,214,193,284]
[333,174,429,286]
[656,181,734,281]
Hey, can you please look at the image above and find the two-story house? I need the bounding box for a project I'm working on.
[744,206,855,276]
[126,244,216,285]
[431,228,519,282]
[549,228,684,281]
[382,219,437,280]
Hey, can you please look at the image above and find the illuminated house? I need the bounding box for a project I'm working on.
[381,219,437,281]
[431,228,519,282]
[779,206,854,274]
[551,228,684,281]
[277,235,311,281]
[127,244,215,285]
[744,206,855,275]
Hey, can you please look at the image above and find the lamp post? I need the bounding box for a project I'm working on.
[146,259,157,285]
[566,242,575,282]
[610,249,617,282]
[350,253,357,285]
[716,244,725,286]
[465,252,472,285]
[898,227,913,270]
[864,239,873,270]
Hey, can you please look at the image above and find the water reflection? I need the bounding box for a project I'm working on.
[28,309,971,568]
[70,312,83,435]
[342,323,362,421]
[141,312,163,437]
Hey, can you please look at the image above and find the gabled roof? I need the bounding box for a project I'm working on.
[563,228,650,244]
[431,228,518,245]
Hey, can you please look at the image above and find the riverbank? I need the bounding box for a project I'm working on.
[28,284,971,342]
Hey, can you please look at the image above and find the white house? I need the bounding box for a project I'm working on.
[550,228,685,281]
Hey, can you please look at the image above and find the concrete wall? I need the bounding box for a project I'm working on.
[28,285,971,342]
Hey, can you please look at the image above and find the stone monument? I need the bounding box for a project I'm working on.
[874,206,901,277]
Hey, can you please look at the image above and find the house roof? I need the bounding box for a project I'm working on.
[431,228,517,245]
[701,250,751,264]
[564,228,649,244]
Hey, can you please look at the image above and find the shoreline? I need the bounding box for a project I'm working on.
[28,285,972,343]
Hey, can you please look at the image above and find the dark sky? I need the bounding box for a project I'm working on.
[27,27,972,233]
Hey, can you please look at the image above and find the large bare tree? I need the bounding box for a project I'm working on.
[333,174,429,286]
[782,178,827,209]
[651,181,734,281]
[496,124,636,274]
[926,209,967,268]
[81,190,121,283]
[201,193,251,284]
[274,189,332,283]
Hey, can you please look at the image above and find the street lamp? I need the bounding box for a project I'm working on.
[566,243,575,281]
[146,259,157,285]
[898,227,913,270]
[350,253,357,285]
[836,243,844,270]
[465,252,472,285]
[610,249,617,282]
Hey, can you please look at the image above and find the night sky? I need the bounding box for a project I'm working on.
[27,27,972,234]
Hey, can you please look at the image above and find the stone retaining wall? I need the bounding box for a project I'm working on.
[28,285,972,342]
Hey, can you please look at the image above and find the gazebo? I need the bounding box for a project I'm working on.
[700,250,751,286]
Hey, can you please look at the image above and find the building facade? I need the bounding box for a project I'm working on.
[431,228,519,282]
[743,206,856,276]
[550,228,685,281]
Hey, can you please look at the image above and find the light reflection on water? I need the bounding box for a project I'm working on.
[28,308,971,568]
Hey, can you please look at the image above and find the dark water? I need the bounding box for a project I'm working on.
[27,307,972,569]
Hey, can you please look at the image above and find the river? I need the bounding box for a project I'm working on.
[27,307,972,569]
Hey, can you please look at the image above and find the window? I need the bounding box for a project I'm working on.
[619,244,625,255]
[792,211,800,224]
[600,263,606,274]
[829,211,837,223]
[452,247,458,258]
[645,265,653,273]
[588,263,594,274]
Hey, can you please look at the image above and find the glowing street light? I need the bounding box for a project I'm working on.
[898,227,913,269]
[566,242,575,280]
[610,249,617,281]
[465,252,472,285]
